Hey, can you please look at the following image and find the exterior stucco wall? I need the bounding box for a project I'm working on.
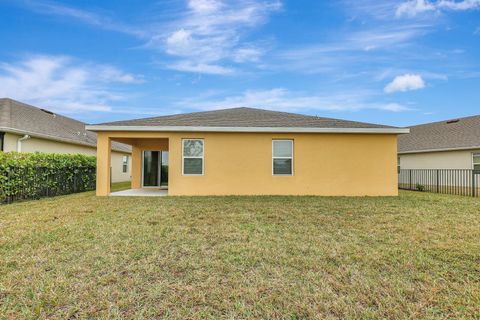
[399,149,479,169]
[3,132,19,152]
[99,131,398,196]
[2,132,131,183]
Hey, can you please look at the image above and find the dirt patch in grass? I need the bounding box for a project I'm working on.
[0,191,479,318]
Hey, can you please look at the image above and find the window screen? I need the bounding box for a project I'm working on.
[473,153,480,171]
[183,139,204,175]
[273,140,293,175]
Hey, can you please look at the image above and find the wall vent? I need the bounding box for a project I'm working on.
[446,119,460,124]
[40,108,54,116]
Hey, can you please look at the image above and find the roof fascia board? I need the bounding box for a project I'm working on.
[399,146,480,154]
[86,125,409,134]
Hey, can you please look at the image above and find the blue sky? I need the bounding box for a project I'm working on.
[0,0,479,126]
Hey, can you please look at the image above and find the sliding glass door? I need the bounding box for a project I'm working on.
[143,151,160,187]
[143,151,169,187]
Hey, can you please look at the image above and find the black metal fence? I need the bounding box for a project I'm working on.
[399,169,480,197]
[1,166,96,204]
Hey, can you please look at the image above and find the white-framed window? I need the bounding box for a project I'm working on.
[122,155,129,173]
[473,153,480,171]
[272,139,293,176]
[182,139,204,175]
[397,156,401,173]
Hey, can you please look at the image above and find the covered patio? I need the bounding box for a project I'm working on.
[94,130,208,197]
[96,134,171,196]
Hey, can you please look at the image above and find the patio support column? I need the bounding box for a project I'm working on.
[96,133,111,196]
[131,145,142,189]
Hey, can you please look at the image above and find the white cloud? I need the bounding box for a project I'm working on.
[175,88,410,113]
[342,1,399,20]
[166,61,234,75]
[396,0,436,17]
[188,0,223,14]
[232,47,264,63]
[282,27,426,55]
[0,55,143,113]
[382,103,410,112]
[347,26,428,50]
[21,0,145,37]
[375,69,447,81]
[166,29,192,50]
[396,0,480,17]
[437,0,480,10]
[96,65,144,84]
[157,0,281,74]
[274,24,429,75]
[384,74,426,93]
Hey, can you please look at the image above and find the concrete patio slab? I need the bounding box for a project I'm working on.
[110,189,168,197]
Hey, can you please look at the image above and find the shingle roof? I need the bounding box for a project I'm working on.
[92,107,401,131]
[398,115,480,153]
[0,98,131,153]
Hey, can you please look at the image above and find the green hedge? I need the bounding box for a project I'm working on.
[0,152,96,204]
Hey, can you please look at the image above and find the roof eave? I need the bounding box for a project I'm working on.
[85,125,409,134]
[398,145,480,154]
[0,127,131,153]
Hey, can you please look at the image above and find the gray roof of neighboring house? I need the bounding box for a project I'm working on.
[0,98,131,153]
[89,107,405,133]
[398,115,480,154]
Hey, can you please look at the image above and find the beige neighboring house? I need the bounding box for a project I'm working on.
[398,115,480,170]
[0,98,132,183]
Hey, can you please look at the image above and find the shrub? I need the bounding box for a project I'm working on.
[0,152,96,204]
[416,183,425,192]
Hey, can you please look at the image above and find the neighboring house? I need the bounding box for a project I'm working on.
[0,98,132,183]
[86,107,408,196]
[398,115,480,170]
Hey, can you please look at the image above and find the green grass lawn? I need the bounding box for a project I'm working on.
[0,189,479,319]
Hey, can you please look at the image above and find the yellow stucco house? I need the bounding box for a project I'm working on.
[86,107,409,196]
